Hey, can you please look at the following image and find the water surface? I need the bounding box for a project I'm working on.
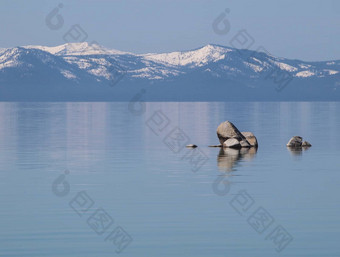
[0,102,339,257]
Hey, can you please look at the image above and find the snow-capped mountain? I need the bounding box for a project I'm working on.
[0,42,339,100]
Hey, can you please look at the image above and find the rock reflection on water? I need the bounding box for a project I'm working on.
[287,146,310,157]
[217,147,257,172]
[287,147,303,156]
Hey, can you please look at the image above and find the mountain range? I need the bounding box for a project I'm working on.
[0,42,339,101]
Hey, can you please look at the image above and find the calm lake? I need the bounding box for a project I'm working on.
[0,102,339,257]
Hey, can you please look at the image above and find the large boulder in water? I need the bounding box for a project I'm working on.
[216,121,258,148]
[216,121,245,144]
[241,132,258,147]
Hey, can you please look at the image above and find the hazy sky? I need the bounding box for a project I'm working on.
[0,0,339,61]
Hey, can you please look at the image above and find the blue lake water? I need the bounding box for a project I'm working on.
[0,102,340,257]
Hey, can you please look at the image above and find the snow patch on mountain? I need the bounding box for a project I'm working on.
[273,61,298,72]
[0,59,19,69]
[250,57,264,65]
[220,65,241,73]
[299,64,312,69]
[88,67,111,79]
[130,66,182,79]
[244,62,263,72]
[324,69,339,75]
[295,70,315,77]
[60,70,77,79]
[64,57,92,69]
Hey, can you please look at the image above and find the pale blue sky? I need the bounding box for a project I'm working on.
[0,0,339,61]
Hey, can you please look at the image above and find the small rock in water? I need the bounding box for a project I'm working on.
[302,141,312,147]
[223,138,241,149]
[186,144,198,148]
[286,136,303,147]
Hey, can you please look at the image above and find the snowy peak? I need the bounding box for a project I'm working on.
[24,42,129,56]
[143,44,232,67]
